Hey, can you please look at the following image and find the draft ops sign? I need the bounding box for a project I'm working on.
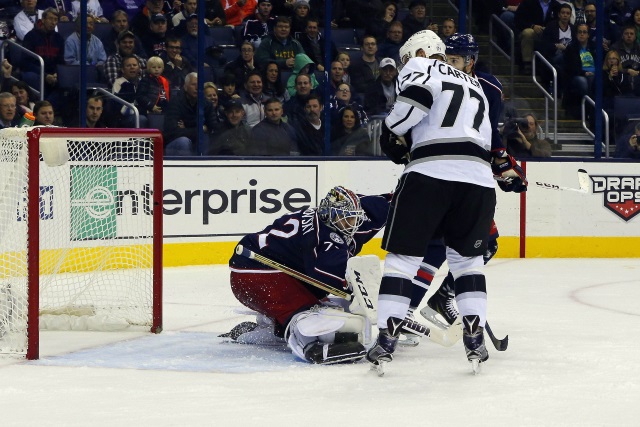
[590,175,640,222]
[70,166,117,240]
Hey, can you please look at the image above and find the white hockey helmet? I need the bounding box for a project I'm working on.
[318,186,365,238]
[399,29,447,65]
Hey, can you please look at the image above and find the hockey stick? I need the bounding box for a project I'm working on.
[235,245,350,299]
[485,321,508,351]
[534,169,589,194]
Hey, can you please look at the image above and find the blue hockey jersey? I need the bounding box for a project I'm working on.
[229,194,391,298]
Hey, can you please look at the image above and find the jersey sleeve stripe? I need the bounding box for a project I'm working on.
[410,140,491,164]
[396,84,434,113]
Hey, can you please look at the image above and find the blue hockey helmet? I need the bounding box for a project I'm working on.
[444,33,479,63]
[318,186,365,238]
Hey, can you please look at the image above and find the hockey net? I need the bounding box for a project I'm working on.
[0,127,163,359]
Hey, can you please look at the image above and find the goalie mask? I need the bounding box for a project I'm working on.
[318,186,365,238]
[399,29,446,65]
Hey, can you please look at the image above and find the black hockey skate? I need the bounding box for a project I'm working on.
[422,285,459,329]
[304,340,366,364]
[366,317,403,376]
[462,315,489,374]
[218,321,258,340]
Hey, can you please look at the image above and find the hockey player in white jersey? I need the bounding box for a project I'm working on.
[366,30,522,374]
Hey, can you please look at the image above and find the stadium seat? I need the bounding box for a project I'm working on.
[329,28,359,50]
[56,21,75,41]
[209,26,236,47]
[147,113,165,132]
[56,64,100,90]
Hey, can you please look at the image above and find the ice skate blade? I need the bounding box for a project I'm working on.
[398,334,421,347]
[370,361,387,377]
[419,306,452,330]
[470,359,482,375]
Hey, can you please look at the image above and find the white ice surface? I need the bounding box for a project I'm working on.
[1,259,639,426]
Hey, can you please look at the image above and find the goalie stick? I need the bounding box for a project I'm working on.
[534,169,589,194]
[235,245,350,299]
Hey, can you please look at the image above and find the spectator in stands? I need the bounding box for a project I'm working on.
[514,0,561,74]
[262,60,290,103]
[291,0,310,35]
[364,57,397,116]
[606,0,633,29]
[504,113,552,158]
[539,3,574,91]
[631,8,640,45]
[286,53,319,96]
[21,8,64,100]
[329,81,368,126]
[326,59,345,96]
[269,0,294,18]
[243,0,276,48]
[40,0,72,21]
[164,72,218,155]
[495,1,522,53]
[330,104,372,156]
[32,99,55,125]
[70,0,108,22]
[63,15,108,66]
[0,59,12,90]
[377,21,403,65]
[0,92,20,129]
[240,71,266,128]
[566,0,587,25]
[83,93,108,127]
[255,16,304,70]
[203,81,225,124]
[131,0,173,38]
[366,1,397,43]
[181,13,225,68]
[163,36,193,90]
[105,30,148,86]
[10,80,35,114]
[137,56,170,115]
[583,2,614,52]
[209,98,252,155]
[562,22,596,118]
[602,49,632,123]
[283,73,312,126]
[225,41,258,88]
[204,0,226,26]
[172,0,197,34]
[335,51,351,84]
[615,121,640,158]
[101,0,145,22]
[223,0,257,26]
[219,74,241,107]
[349,35,379,94]
[293,93,324,155]
[250,97,299,155]
[112,55,148,128]
[104,9,147,57]
[14,0,44,42]
[440,17,457,40]
[142,13,169,60]
[612,25,640,88]
[298,18,337,72]
[402,0,438,38]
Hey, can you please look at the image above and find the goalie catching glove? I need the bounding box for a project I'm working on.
[491,149,528,193]
[379,121,411,165]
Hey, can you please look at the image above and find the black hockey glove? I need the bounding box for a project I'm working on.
[491,149,528,193]
[379,121,410,165]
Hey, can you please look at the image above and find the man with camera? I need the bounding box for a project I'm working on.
[504,113,552,158]
[615,122,640,159]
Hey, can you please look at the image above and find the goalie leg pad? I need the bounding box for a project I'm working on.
[287,308,370,363]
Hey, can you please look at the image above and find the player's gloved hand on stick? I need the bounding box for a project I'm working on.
[379,121,410,165]
[491,149,528,193]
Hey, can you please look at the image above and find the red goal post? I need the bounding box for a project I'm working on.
[0,127,163,360]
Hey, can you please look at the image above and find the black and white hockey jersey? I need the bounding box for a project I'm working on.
[386,57,495,188]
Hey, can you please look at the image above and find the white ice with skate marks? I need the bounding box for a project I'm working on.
[1,260,639,427]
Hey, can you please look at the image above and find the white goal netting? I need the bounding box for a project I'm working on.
[0,127,162,357]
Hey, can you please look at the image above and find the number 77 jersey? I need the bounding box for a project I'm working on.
[388,57,495,188]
